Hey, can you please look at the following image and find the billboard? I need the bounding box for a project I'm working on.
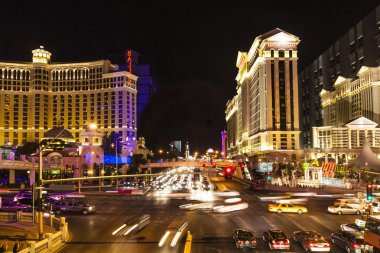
[257,162,273,173]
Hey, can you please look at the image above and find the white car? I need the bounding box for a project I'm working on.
[370,202,380,213]
[328,204,365,215]
[340,223,364,233]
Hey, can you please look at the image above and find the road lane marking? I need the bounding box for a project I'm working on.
[309,215,336,232]
[112,224,126,235]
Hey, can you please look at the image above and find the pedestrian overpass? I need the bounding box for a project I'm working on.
[0,158,238,185]
[140,160,237,169]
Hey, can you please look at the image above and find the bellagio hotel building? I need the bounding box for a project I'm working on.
[0,46,138,154]
[226,28,301,160]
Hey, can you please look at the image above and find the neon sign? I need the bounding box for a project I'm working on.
[127,50,132,84]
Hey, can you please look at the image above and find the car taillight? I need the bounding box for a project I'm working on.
[309,243,316,247]
[324,243,330,248]
[284,239,289,245]
[237,240,243,244]
[272,240,276,244]
[250,240,256,244]
[353,244,359,248]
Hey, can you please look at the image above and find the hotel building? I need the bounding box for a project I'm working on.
[226,28,301,160]
[309,117,380,162]
[299,5,380,148]
[321,66,380,127]
[0,46,138,155]
[305,66,380,162]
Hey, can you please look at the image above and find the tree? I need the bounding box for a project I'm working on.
[129,154,147,174]
[102,132,122,155]
[15,142,39,158]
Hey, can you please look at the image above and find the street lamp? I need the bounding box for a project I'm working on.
[111,143,118,175]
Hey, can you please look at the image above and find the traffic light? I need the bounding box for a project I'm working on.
[267,174,272,181]
[367,183,373,201]
[225,166,233,175]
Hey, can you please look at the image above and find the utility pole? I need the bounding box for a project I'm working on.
[115,139,118,175]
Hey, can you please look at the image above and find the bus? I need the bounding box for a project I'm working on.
[364,215,380,252]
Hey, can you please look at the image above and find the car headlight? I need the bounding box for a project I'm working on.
[88,206,93,211]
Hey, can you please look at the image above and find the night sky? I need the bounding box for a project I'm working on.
[0,1,378,154]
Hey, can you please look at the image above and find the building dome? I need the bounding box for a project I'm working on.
[32,46,51,64]
[44,126,74,139]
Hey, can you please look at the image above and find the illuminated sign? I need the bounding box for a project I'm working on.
[33,58,48,64]
[127,50,132,84]
[266,42,297,49]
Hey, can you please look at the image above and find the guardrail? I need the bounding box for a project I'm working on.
[0,212,69,253]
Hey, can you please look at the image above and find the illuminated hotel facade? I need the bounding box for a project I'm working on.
[309,117,380,163]
[226,28,301,160]
[320,66,380,127]
[299,5,380,148]
[304,66,380,162]
[0,46,138,155]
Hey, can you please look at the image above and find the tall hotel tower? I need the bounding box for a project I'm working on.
[0,47,138,155]
[226,28,301,160]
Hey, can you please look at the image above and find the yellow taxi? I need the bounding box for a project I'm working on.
[268,202,308,214]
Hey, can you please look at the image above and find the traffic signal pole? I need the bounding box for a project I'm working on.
[366,183,373,201]
[38,150,44,240]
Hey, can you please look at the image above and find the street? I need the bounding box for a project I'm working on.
[58,173,358,253]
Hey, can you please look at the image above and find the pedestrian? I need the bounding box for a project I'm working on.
[13,240,20,253]
[0,241,8,253]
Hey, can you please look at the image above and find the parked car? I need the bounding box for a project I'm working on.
[293,230,330,252]
[263,229,290,250]
[52,200,95,215]
[331,231,366,253]
[268,203,308,214]
[233,229,257,249]
[328,204,365,215]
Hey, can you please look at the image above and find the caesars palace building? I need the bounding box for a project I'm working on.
[226,28,301,161]
[0,46,138,155]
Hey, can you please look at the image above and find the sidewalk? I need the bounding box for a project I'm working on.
[233,176,367,195]
[266,184,366,195]
[0,221,56,253]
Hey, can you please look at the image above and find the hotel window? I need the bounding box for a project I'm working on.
[349,54,356,65]
[356,22,363,39]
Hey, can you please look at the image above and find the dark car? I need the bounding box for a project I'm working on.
[0,200,32,212]
[233,229,257,249]
[293,230,330,252]
[263,229,290,250]
[13,192,32,202]
[52,200,95,215]
[331,231,365,253]
[17,196,56,211]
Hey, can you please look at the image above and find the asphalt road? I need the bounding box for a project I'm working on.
[55,174,363,253]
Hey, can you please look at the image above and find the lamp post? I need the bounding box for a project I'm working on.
[111,143,118,175]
